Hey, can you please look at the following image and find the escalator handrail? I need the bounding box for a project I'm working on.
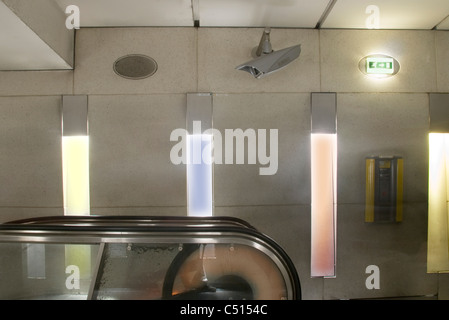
[2,215,256,230]
[0,215,301,300]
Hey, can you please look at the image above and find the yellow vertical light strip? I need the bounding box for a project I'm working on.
[445,136,449,261]
[62,136,90,216]
[62,137,91,293]
[365,158,375,223]
[427,133,449,273]
[396,158,404,222]
[62,96,91,294]
[311,133,337,278]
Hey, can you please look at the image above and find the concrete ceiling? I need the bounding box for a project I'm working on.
[2,0,449,70]
[52,0,449,29]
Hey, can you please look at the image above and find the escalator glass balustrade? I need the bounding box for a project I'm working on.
[0,216,301,300]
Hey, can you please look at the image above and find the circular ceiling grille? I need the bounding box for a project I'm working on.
[113,54,158,80]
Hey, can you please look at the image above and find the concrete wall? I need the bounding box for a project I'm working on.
[0,27,448,299]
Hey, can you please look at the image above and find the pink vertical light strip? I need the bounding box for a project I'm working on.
[311,133,337,277]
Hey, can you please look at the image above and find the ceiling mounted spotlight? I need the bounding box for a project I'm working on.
[236,28,301,79]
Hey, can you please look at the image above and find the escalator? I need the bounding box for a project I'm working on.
[0,216,301,300]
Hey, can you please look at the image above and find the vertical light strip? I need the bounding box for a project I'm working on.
[427,133,449,272]
[62,96,91,294]
[186,93,214,217]
[311,134,337,277]
[62,96,89,216]
[62,136,89,215]
[428,94,449,273]
[187,134,213,217]
[311,93,337,278]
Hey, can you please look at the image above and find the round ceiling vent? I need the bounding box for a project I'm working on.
[113,54,158,80]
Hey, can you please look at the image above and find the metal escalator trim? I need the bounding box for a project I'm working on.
[87,242,105,300]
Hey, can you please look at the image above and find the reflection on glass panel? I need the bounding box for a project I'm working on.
[0,216,300,300]
[92,243,181,300]
[26,244,45,279]
[165,244,287,300]
[0,241,292,300]
[65,244,92,294]
[91,243,287,300]
[0,243,99,300]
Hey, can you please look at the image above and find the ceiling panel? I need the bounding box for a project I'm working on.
[0,1,71,70]
[437,15,449,30]
[51,0,449,30]
[198,0,330,28]
[53,0,194,27]
[322,0,449,30]
[3,0,449,71]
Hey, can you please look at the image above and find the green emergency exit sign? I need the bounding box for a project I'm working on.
[366,57,394,75]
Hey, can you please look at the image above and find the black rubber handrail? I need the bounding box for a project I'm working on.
[2,215,256,230]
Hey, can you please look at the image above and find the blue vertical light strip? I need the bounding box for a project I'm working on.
[186,93,214,217]
[187,134,213,217]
